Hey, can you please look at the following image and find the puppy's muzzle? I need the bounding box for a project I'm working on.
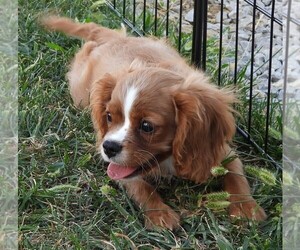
[103,140,123,158]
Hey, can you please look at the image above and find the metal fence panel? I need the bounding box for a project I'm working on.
[107,0,284,167]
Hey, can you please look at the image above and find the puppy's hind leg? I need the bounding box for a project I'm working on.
[223,157,267,221]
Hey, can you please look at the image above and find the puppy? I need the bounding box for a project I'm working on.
[41,16,267,230]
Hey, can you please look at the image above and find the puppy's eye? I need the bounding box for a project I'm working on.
[106,112,112,123]
[140,120,154,133]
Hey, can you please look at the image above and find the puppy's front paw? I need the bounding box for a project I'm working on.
[144,205,180,230]
[229,200,267,221]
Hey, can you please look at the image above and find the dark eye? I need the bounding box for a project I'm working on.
[140,120,154,133]
[106,112,112,123]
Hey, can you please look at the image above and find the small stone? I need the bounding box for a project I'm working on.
[241,6,253,16]
[223,17,231,24]
[207,23,219,31]
[258,74,269,85]
[239,32,250,41]
[225,2,236,12]
[272,59,282,71]
[216,11,221,23]
[255,52,267,65]
[294,90,300,101]
[271,71,282,82]
[239,18,252,29]
[246,67,251,77]
[239,40,250,50]
[255,69,263,76]
[287,70,299,82]
[277,89,284,100]
[184,9,193,23]
[253,89,267,98]
[228,10,236,19]
[261,0,272,7]
[172,5,180,13]
[291,2,300,19]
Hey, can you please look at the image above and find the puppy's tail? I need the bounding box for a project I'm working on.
[40,15,125,43]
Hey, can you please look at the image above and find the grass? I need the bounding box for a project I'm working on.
[19,0,282,249]
[0,0,18,248]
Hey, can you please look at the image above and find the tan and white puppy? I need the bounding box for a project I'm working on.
[42,16,267,230]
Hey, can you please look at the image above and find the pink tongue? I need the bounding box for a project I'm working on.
[107,163,138,180]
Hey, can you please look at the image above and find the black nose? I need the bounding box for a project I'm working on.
[103,140,123,158]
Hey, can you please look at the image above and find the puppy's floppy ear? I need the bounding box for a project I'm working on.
[172,73,237,182]
[90,73,116,137]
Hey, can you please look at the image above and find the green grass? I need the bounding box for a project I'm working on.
[19,0,282,249]
[0,0,18,248]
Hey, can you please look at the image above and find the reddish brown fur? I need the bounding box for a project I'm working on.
[172,74,237,183]
[42,16,267,230]
[91,68,182,169]
[91,74,118,137]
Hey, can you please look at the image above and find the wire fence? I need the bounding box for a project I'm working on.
[106,0,284,167]
[283,0,300,171]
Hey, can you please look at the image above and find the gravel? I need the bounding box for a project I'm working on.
[134,0,299,99]
[183,0,285,99]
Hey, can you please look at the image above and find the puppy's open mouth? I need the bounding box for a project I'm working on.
[107,163,146,180]
[106,152,170,180]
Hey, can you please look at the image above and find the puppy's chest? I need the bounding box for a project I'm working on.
[148,157,176,179]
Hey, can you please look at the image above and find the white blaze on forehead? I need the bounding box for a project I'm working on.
[105,86,138,142]
[124,86,138,118]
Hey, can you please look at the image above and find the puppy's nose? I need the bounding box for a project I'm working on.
[103,140,123,158]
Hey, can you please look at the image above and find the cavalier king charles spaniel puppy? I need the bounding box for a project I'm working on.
[42,16,267,230]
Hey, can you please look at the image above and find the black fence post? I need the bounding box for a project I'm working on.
[191,0,208,71]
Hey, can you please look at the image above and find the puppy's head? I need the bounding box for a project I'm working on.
[91,67,236,181]
[91,67,182,180]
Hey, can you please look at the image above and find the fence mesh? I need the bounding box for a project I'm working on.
[107,0,284,166]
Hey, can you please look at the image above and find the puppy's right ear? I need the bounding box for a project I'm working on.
[90,74,116,137]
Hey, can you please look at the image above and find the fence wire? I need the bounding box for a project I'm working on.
[106,0,285,168]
